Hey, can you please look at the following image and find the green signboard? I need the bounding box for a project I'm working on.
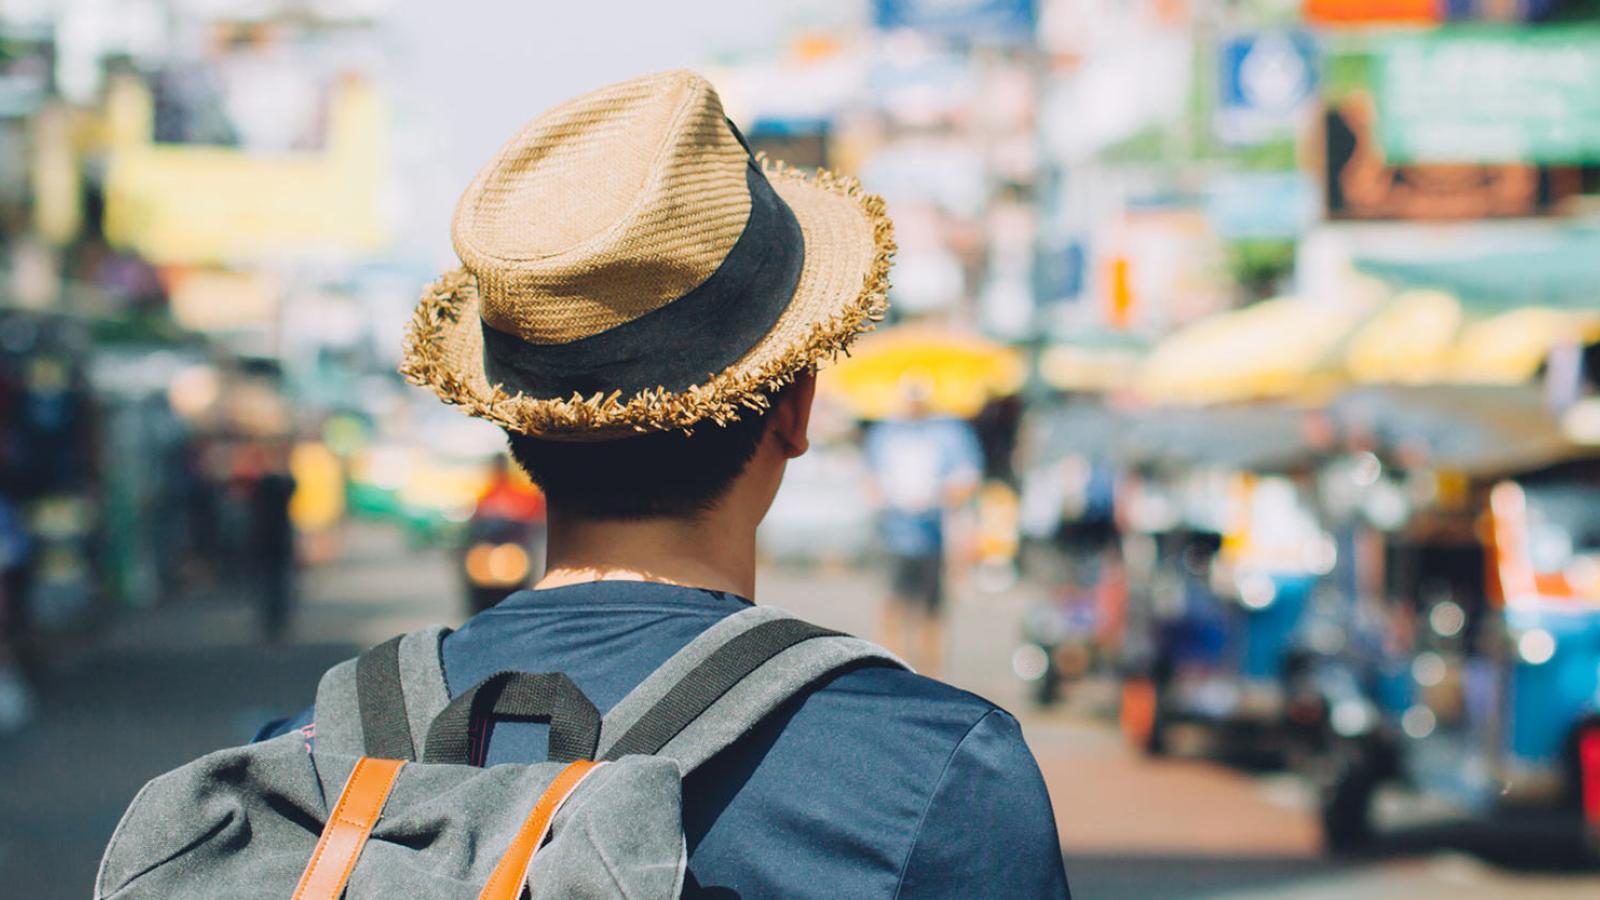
[1376,27,1600,165]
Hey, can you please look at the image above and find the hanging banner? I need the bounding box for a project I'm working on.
[1302,0,1440,25]
[1305,0,1565,22]
[1375,28,1600,164]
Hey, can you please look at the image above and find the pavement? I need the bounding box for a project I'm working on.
[3,520,1599,899]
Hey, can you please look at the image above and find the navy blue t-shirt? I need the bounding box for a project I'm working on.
[265,582,1070,897]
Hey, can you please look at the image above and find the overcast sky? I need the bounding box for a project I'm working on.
[383,0,860,262]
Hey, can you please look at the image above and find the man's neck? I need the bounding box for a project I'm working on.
[535,507,758,600]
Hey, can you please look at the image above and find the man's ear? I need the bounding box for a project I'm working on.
[770,371,816,459]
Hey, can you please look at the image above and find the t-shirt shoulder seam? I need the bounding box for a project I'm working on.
[841,666,1003,711]
[889,706,1008,897]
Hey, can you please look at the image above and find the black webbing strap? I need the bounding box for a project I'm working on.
[355,635,417,760]
[601,619,840,761]
[422,672,601,766]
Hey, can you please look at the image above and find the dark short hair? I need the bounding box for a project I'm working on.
[505,406,773,520]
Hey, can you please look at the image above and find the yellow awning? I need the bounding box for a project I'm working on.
[1446,307,1600,385]
[1137,297,1359,406]
[1141,291,1600,407]
[1345,290,1462,384]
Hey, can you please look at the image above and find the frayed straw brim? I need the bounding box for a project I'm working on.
[400,159,895,441]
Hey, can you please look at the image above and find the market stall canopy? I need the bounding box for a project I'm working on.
[818,324,1025,420]
[1017,399,1315,473]
[1015,400,1122,468]
[1335,384,1580,477]
[1118,403,1316,472]
[1136,297,1359,406]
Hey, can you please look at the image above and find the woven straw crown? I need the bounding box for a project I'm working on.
[402,70,895,440]
[453,72,753,344]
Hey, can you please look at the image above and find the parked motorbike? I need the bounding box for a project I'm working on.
[1014,518,1121,706]
[460,513,542,614]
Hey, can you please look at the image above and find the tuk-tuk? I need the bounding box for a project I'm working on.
[1307,477,1600,854]
[1122,470,1334,764]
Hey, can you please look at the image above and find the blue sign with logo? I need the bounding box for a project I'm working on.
[1216,30,1319,145]
[873,0,1038,43]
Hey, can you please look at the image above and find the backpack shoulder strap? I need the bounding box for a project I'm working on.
[596,607,906,773]
[312,625,453,758]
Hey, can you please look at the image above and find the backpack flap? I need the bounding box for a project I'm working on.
[519,758,687,899]
[96,737,686,900]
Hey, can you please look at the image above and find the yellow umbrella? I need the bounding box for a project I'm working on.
[819,325,1026,419]
[1137,297,1361,406]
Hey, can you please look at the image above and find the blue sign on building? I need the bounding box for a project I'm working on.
[1216,30,1319,145]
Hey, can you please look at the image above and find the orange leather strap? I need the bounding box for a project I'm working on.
[477,760,605,900]
[292,757,406,900]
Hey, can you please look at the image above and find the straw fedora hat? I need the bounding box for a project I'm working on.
[401,69,894,440]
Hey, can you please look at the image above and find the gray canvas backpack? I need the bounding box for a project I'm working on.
[96,606,904,899]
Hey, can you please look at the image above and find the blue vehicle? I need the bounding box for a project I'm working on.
[1125,473,1333,764]
[1305,479,1600,854]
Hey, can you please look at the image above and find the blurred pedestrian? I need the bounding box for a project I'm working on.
[864,378,983,676]
[0,493,33,732]
[250,72,1068,896]
[242,442,297,642]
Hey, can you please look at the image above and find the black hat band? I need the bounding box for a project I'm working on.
[480,158,805,401]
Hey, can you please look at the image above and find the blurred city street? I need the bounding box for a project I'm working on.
[4,521,1600,899]
[5,0,1600,897]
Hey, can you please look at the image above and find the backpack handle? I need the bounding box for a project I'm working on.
[423,671,600,766]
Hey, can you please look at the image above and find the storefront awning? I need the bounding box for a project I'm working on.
[1137,297,1359,406]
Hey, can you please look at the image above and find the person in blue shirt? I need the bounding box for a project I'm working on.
[863,381,984,676]
[266,71,1070,897]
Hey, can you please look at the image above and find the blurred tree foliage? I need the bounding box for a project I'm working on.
[1227,239,1297,301]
